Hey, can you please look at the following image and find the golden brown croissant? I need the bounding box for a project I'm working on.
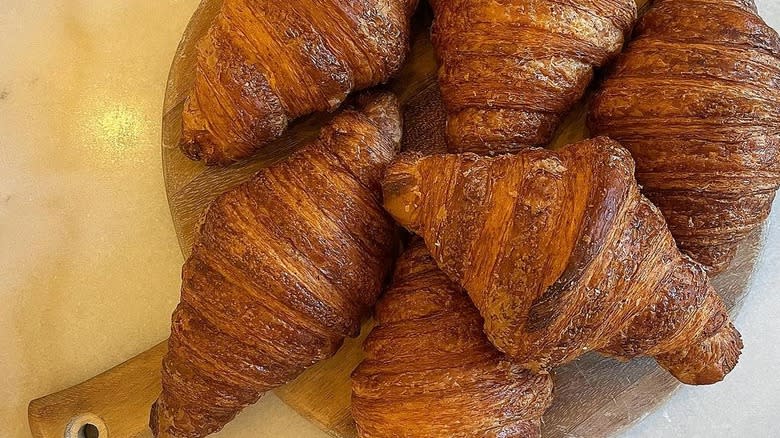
[382,137,743,385]
[150,92,401,437]
[352,240,554,438]
[430,0,637,154]
[180,0,418,165]
[588,0,780,274]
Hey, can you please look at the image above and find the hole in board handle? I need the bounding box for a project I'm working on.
[65,413,108,438]
[79,423,100,438]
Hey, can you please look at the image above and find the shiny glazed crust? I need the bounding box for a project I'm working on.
[382,137,743,385]
[151,93,401,438]
[589,0,780,273]
[180,0,418,165]
[430,0,637,154]
[352,240,554,438]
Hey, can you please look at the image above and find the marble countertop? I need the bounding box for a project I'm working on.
[1,1,778,437]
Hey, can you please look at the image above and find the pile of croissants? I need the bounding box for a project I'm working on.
[150,0,780,437]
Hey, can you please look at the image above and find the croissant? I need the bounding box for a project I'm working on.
[382,137,743,385]
[150,92,401,437]
[429,0,637,154]
[179,0,418,165]
[588,0,780,274]
[352,240,554,438]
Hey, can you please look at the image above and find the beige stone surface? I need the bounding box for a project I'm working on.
[0,1,777,437]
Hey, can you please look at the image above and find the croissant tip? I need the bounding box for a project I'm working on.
[658,323,743,385]
[382,153,426,228]
[355,91,403,146]
[179,139,203,161]
[179,134,236,167]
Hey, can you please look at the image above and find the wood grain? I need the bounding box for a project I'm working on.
[28,342,167,438]
[27,0,766,437]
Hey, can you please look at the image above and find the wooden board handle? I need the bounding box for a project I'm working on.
[28,341,167,438]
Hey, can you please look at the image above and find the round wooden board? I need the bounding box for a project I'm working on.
[162,1,765,437]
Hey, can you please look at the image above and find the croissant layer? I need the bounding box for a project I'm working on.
[430,0,637,154]
[382,137,742,385]
[589,0,780,273]
[151,93,401,437]
[352,240,554,438]
[180,0,418,165]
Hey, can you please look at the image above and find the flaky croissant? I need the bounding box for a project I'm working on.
[180,0,418,165]
[150,93,401,437]
[352,240,554,438]
[430,0,637,154]
[588,0,780,274]
[382,137,743,385]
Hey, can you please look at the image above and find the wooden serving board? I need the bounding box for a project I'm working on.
[26,1,766,438]
[158,0,764,437]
